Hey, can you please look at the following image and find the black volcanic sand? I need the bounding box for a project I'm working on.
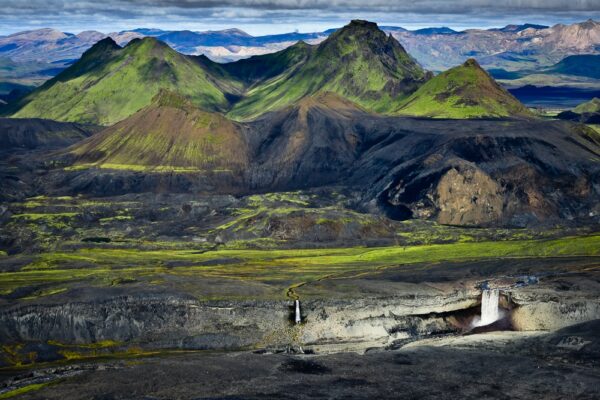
[4,320,600,399]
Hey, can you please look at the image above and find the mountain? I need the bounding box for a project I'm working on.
[558,97,600,124]
[205,41,313,88]
[1,20,598,86]
[11,37,230,125]
[491,24,549,32]
[352,118,600,226]
[156,29,252,48]
[10,20,549,124]
[245,92,367,188]
[0,117,98,151]
[0,28,104,82]
[412,27,458,35]
[396,59,531,118]
[54,98,600,226]
[574,97,600,114]
[544,54,600,79]
[228,20,429,120]
[69,90,249,173]
[391,19,600,71]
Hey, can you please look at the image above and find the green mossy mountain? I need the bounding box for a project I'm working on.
[574,97,600,114]
[557,97,600,124]
[9,20,538,125]
[396,59,532,119]
[69,90,249,172]
[227,20,429,120]
[12,37,230,125]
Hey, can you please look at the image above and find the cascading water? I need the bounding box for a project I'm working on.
[477,289,500,327]
[294,300,301,324]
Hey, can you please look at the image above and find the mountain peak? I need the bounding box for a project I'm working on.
[126,36,166,48]
[91,36,120,49]
[397,59,531,119]
[79,37,120,60]
[463,58,481,68]
[579,19,599,28]
[333,20,382,38]
[319,19,411,60]
[228,19,428,120]
[347,20,379,29]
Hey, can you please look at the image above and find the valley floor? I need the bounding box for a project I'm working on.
[2,321,600,399]
[1,156,600,399]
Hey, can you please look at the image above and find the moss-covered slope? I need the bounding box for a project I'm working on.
[12,38,230,125]
[396,59,532,119]
[210,41,313,89]
[574,97,600,114]
[69,90,249,172]
[228,20,429,120]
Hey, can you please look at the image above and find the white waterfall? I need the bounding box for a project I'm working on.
[478,289,499,326]
[294,300,301,324]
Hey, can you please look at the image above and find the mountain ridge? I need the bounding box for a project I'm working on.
[8,21,537,124]
[11,37,230,125]
[227,20,430,120]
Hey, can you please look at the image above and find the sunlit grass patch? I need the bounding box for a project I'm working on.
[0,382,52,399]
[1,234,598,301]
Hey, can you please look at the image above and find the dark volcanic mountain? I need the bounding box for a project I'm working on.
[350,118,600,226]
[54,101,600,227]
[245,92,368,188]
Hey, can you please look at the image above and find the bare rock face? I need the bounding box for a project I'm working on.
[359,119,600,227]
[435,166,503,225]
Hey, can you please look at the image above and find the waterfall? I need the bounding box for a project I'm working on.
[294,300,301,324]
[479,289,499,326]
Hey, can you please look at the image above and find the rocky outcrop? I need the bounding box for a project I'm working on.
[363,119,600,227]
[3,273,600,364]
[434,166,503,225]
[0,295,288,349]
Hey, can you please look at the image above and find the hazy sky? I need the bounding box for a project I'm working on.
[1,0,599,35]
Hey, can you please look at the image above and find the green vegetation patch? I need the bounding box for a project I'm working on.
[1,234,598,301]
[0,382,52,399]
[396,59,531,118]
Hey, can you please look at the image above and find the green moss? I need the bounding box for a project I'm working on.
[12,213,78,220]
[396,59,531,118]
[1,234,598,301]
[13,38,229,125]
[227,22,426,120]
[0,382,51,399]
[99,215,133,223]
[48,339,122,349]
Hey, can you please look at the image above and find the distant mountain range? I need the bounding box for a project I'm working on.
[0,19,598,89]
